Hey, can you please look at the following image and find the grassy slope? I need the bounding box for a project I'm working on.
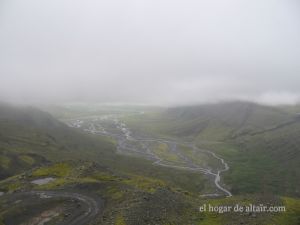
[231,120,300,196]
[125,102,292,141]
[1,160,299,225]
[0,161,202,225]
[125,101,300,197]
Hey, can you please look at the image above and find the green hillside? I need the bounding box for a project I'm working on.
[125,102,300,197]
[0,103,116,176]
[126,102,293,141]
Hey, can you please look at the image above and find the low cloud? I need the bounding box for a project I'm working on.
[0,0,299,105]
[256,92,300,106]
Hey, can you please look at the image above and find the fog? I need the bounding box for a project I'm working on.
[0,0,300,106]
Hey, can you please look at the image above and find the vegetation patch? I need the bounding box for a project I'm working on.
[272,197,300,225]
[153,143,182,163]
[115,214,127,225]
[92,172,121,182]
[105,186,125,200]
[123,175,166,193]
[1,180,23,192]
[32,162,72,177]
[0,156,10,169]
[19,155,35,165]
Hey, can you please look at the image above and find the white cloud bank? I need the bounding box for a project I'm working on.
[0,0,299,105]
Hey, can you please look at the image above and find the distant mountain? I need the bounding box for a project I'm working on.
[160,101,295,141]
[126,101,300,196]
[163,102,300,195]
[0,103,115,179]
[233,111,300,196]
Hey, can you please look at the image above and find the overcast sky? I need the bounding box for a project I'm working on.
[0,0,300,106]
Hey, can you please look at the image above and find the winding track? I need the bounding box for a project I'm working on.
[7,190,101,225]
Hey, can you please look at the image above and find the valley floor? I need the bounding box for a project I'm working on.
[66,115,232,197]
